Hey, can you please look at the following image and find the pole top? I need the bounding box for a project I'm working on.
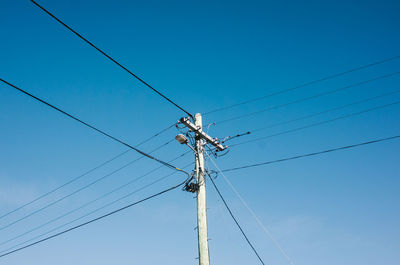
[179,117,227,151]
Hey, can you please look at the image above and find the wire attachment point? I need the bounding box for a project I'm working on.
[184,182,199,193]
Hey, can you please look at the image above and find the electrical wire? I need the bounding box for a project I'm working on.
[30,0,193,118]
[0,152,192,248]
[223,135,400,172]
[0,123,175,221]
[211,187,241,265]
[0,172,192,259]
[0,78,187,175]
[207,174,266,265]
[0,151,191,246]
[0,139,175,232]
[206,154,294,265]
[216,72,399,125]
[205,55,400,115]
[230,100,400,147]
[222,131,251,143]
[249,89,400,133]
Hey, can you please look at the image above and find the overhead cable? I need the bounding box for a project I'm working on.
[0,163,195,257]
[30,0,193,118]
[205,55,400,115]
[249,89,400,133]
[0,173,190,259]
[0,78,187,175]
[223,135,400,172]
[206,154,294,265]
[0,139,175,232]
[230,100,400,147]
[0,123,175,220]
[216,72,399,125]
[207,174,266,265]
[0,152,191,247]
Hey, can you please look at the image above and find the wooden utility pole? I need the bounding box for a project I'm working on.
[194,113,210,265]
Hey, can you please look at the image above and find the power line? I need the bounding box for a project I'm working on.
[207,174,266,265]
[30,0,192,118]
[0,152,192,248]
[230,100,400,147]
[0,173,191,259]
[216,72,399,125]
[0,163,194,256]
[210,185,242,265]
[0,123,175,220]
[0,139,175,232]
[249,89,400,133]
[0,78,186,175]
[205,55,400,115]
[223,135,400,172]
[206,154,294,265]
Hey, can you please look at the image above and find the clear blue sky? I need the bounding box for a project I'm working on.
[1,0,399,264]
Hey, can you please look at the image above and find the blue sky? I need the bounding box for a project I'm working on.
[0,0,399,264]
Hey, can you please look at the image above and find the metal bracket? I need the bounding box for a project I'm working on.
[179,117,227,151]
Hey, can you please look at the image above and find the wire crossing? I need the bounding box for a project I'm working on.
[208,174,265,265]
[223,135,400,172]
[205,55,400,115]
[0,78,187,175]
[0,123,175,221]
[30,0,193,118]
[0,175,190,259]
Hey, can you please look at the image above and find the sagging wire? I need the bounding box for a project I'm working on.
[183,143,224,193]
[176,120,199,193]
[175,120,187,131]
[183,169,199,193]
[206,122,216,134]
[187,132,196,147]
[175,117,229,193]
[205,145,231,158]
[216,147,230,157]
[205,144,218,158]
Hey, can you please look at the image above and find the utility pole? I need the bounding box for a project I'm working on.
[194,113,210,265]
[176,113,227,265]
